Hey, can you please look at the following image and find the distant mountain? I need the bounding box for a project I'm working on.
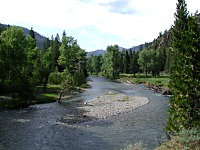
[87,43,146,57]
[1,23,149,53]
[130,44,146,51]
[0,24,47,50]
[87,49,106,57]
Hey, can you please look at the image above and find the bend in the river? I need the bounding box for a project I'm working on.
[0,76,169,150]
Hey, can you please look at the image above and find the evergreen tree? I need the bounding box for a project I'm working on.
[130,51,139,77]
[129,49,133,73]
[87,54,94,74]
[29,27,36,47]
[166,0,200,135]
[151,49,157,77]
[96,54,103,74]
[0,23,6,34]
[56,33,61,42]
[119,50,125,73]
[52,34,60,69]
[124,50,130,74]
[164,48,172,74]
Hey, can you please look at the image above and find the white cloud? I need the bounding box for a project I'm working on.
[0,0,200,51]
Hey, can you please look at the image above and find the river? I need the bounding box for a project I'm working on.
[0,76,169,150]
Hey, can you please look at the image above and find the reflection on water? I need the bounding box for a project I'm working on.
[0,76,169,150]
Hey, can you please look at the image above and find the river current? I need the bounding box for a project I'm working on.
[0,76,169,150]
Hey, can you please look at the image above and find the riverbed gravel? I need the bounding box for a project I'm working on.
[60,91,149,124]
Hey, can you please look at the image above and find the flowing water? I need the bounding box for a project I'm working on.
[0,76,169,150]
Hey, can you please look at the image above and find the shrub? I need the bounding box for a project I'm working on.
[48,71,62,84]
[156,128,200,150]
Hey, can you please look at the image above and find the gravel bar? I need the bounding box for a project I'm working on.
[80,91,149,119]
[60,91,149,124]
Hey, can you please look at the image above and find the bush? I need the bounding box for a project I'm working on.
[156,128,200,150]
[48,71,62,84]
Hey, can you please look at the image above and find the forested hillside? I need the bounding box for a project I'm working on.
[87,43,146,57]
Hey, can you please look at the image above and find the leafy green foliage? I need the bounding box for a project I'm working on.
[138,49,162,77]
[48,68,62,84]
[0,27,37,103]
[101,45,120,79]
[0,26,88,108]
[87,54,103,75]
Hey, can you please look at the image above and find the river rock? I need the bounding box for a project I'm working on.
[162,88,172,95]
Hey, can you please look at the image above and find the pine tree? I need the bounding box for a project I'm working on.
[124,50,130,73]
[29,27,36,47]
[130,51,139,77]
[52,34,60,69]
[166,0,200,135]
[119,50,125,73]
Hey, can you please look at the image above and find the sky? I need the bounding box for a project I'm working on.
[1,0,200,52]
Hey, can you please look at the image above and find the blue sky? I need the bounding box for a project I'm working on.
[1,0,200,52]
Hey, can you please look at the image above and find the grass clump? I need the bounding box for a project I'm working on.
[33,93,59,104]
[124,142,144,150]
[117,96,130,102]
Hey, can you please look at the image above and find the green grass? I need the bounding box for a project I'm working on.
[119,73,170,87]
[33,93,59,104]
[117,96,130,102]
[35,84,62,93]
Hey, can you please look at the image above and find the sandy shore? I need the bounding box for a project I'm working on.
[60,91,149,124]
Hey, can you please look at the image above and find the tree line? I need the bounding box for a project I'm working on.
[87,41,172,79]
[0,26,88,104]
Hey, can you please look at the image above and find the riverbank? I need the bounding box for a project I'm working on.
[118,74,172,95]
[59,91,149,124]
[0,83,90,110]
